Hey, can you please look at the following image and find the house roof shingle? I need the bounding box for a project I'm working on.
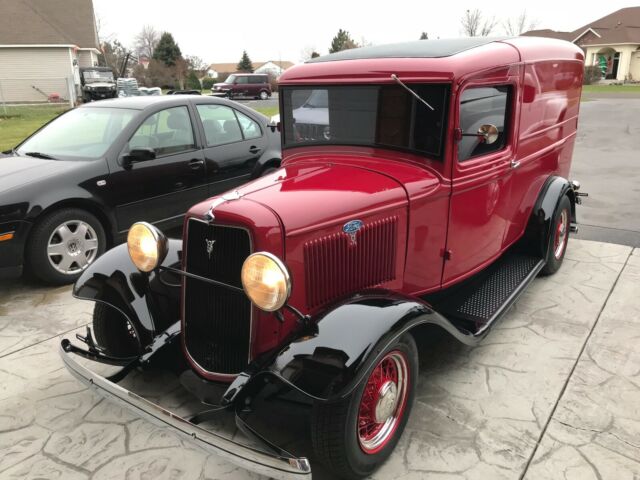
[523,7,640,46]
[0,0,99,49]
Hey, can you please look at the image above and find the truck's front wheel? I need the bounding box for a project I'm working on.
[92,303,140,358]
[311,333,418,479]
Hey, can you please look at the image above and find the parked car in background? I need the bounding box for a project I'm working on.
[80,66,117,102]
[62,37,586,479]
[0,96,280,284]
[213,73,272,100]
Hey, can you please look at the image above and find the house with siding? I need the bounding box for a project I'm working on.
[206,60,295,80]
[0,0,100,103]
[523,7,640,82]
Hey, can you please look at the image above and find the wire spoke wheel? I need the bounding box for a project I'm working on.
[553,209,568,260]
[47,220,99,275]
[357,350,410,454]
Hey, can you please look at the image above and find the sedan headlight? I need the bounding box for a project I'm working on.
[127,222,168,272]
[241,252,291,311]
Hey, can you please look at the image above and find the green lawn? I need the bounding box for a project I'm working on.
[0,105,68,151]
[582,84,640,93]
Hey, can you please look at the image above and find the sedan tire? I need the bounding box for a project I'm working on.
[26,208,106,285]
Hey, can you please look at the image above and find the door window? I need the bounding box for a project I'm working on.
[458,86,509,162]
[128,106,195,157]
[235,110,262,140]
[235,76,249,84]
[196,104,243,146]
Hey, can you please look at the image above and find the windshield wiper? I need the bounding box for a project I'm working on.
[23,151,57,160]
[391,74,435,111]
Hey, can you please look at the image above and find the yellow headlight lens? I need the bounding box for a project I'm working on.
[127,222,167,272]
[241,252,291,311]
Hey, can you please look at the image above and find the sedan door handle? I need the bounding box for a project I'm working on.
[189,158,205,169]
[249,146,261,154]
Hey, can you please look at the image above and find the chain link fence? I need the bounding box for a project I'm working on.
[0,77,76,112]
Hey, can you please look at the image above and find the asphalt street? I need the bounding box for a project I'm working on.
[571,95,640,247]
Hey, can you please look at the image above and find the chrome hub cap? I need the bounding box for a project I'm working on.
[357,350,410,454]
[47,220,99,275]
[374,381,399,423]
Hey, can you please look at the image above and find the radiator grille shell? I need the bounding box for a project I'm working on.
[183,219,252,375]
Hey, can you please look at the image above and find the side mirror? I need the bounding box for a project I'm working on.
[123,147,156,166]
[459,124,500,145]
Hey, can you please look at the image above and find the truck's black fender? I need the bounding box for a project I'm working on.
[523,176,576,258]
[223,291,475,405]
[73,239,182,349]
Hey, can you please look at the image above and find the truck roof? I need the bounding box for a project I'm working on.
[279,37,584,85]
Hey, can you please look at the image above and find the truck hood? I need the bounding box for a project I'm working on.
[233,163,408,235]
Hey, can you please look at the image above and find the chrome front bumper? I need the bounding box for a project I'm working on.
[59,344,312,479]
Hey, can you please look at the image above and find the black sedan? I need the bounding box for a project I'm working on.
[0,96,281,284]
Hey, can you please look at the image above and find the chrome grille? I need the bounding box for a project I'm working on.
[183,219,252,374]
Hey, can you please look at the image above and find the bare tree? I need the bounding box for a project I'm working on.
[185,55,207,74]
[503,10,538,36]
[135,25,160,59]
[461,9,497,37]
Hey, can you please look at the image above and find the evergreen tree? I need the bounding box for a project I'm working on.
[329,29,358,53]
[311,51,320,58]
[153,32,182,66]
[420,32,429,40]
[185,71,201,90]
[237,51,254,72]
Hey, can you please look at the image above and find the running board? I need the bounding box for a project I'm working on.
[425,253,545,338]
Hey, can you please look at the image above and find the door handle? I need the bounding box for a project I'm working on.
[510,160,521,169]
[249,146,261,154]
[189,158,205,169]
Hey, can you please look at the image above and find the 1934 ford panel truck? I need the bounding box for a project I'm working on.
[61,37,585,479]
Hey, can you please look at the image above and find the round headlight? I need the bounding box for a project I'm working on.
[127,222,168,272]
[241,252,291,311]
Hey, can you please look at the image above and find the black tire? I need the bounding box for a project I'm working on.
[26,208,106,285]
[541,194,571,276]
[311,333,418,479]
[92,303,140,357]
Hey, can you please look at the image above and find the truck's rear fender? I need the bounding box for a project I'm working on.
[73,239,182,349]
[223,291,476,404]
[522,176,576,259]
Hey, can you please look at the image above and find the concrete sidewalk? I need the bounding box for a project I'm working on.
[0,239,638,479]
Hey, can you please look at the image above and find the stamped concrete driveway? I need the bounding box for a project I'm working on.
[0,238,638,480]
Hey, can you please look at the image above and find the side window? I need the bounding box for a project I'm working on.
[236,76,249,84]
[128,106,195,157]
[458,86,509,162]
[196,104,243,146]
[235,110,262,140]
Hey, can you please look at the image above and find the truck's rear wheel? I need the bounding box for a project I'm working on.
[311,333,418,479]
[541,194,571,276]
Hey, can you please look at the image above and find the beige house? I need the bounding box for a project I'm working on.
[207,60,295,80]
[0,0,101,103]
[523,7,640,82]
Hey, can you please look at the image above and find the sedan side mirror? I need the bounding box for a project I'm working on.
[123,147,156,166]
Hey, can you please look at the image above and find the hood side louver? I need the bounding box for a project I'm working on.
[304,216,398,310]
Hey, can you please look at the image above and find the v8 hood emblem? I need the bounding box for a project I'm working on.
[205,239,216,259]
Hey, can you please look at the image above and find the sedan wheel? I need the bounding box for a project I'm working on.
[27,208,106,285]
[47,220,99,274]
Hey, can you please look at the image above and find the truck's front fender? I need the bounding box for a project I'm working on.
[73,239,182,348]
[223,291,475,404]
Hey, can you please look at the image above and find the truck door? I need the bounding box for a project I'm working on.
[443,84,515,285]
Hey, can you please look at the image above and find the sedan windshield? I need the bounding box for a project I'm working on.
[17,107,137,160]
[281,84,449,158]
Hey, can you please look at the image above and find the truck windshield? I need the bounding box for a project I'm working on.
[281,84,449,158]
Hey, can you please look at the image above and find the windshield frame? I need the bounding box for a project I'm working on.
[280,83,451,160]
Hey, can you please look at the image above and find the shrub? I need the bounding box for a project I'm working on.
[201,77,215,90]
[583,66,603,85]
[185,71,201,90]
